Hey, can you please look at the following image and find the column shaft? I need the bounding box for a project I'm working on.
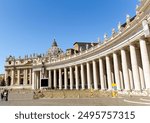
[87,62,91,89]
[130,45,141,90]
[113,53,121,90]
[99,58,105,90]
[59,69,62,89]
[75,65,79,90]
[140,39,150,89]
[11,69,14,85]
[48,70,52,88]
[54,69,57,89]
[106,56,112,90]
[5,71,8,82]
[70,67,73,90]
[93,60,98,90]
[17,69,20,85]
[64,68,68,89]
[32,71,35,89]
[121,49,130,90]
[81,64,85,89]
[36,72,40,89]
[29,69,32,85]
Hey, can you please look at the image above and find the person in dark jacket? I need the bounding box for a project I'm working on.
[1,89,8,101]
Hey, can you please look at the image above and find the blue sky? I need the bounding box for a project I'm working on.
[0,0,139,73]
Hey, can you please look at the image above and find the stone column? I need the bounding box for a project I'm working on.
[113,53,121,90]
[99,58,105,90]
[106,56,112,90]
[23,70,26,85]
[64,68,68,89]
[75,65,79,90]
[36,72,40,89]
[121,49,130,90]
[26,69,28,85]
[130,45,141,91]
[81,64,85,90]
[29,69,32,85]
[17,69,20,85]
[93,60,98,90]
[11,69,14,85]
[32,71,35,89]
[24,69,28,85]
[40,70,42,80]
[54,69,57,89]
[59,69,62,90]
[86,62,91,89]
[70,67,73,90]
[126,52,134,90]
[48,70,52,88]
[140,39,150,89]
[5,71,8,82]
[118,55,124,90]
[137,49,145,90]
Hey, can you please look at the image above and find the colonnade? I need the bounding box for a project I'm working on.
[32,38,150,91]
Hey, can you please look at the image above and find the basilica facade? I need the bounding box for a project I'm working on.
[4,0,150,92]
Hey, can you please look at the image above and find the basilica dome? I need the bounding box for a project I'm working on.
[47,39,63,59]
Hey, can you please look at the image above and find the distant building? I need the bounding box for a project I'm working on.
[74,42,98,52]
[66,48,75,56]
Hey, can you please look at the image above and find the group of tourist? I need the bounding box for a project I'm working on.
[0,89,8,101]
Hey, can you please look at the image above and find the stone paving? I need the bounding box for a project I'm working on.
[0,90,150,106]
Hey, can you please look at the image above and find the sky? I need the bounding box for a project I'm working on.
[0,0,139,74]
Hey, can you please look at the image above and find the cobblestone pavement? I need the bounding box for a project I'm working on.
[0,91,150,106]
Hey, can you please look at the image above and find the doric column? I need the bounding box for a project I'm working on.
[26,69,28,85]
[93,60,98,90]
[81,64,85,89]
[86,62,91,89]
[5,71,8,82]
[29,69,32,85]
[32,71,36,89]
[118,56,124,90]
[127,52,134,90]
[130,45,141,91]
[40,70,42,80]
[99,58,105,90]
[64,68,68,89]
[137,49,145,90]
[75,65,79,90]
[106,56,112,90]
[70,67,73,90]
[48,70,52,88]
[11,69,14,85]
[113,53,121,90]
[17,69,20,85]
[59,69,62,89]
[24,70,26,85]
[54,69,57,89]
[24,69,27,85]
[36,72,40,89]
[121,49,130,90]
[140,39,150,89]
